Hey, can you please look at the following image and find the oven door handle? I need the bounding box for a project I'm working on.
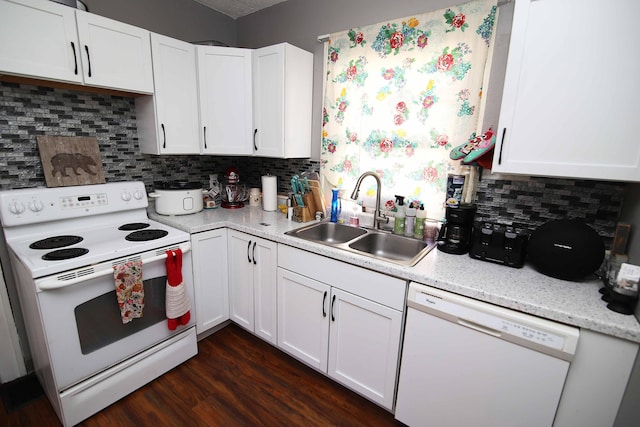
[37,244,191,291]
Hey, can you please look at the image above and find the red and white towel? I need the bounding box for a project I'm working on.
[165,249,191,330]
[114,260,144,324]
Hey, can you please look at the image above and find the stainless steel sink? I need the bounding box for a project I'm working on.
[348,232,429,265]
[285,221,435,266]
[285,221,368,244]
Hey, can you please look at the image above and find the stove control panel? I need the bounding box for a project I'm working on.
[0,182,149,227]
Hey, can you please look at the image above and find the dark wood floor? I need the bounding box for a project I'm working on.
[1,323,404,426]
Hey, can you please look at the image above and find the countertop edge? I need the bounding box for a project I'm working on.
[149,206,640,344]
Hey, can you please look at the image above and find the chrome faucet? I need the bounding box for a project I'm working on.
[350,171,389,230]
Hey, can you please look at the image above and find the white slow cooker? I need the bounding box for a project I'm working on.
[149,182,205,215]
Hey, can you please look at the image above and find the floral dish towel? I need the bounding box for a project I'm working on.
[114,260,144,324]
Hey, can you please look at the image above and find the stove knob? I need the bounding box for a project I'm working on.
[133,190,145,200]
[9,202,25,215]
[121,191,132,202]
[28,200,45,212]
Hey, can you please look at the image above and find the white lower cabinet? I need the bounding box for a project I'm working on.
[228,230,277,344]
[277,245,404,410]
[191,229,229,334]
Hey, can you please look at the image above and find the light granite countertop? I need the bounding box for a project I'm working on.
[149,205,640,344]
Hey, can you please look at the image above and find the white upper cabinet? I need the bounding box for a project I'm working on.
[0,0,153,94]
[252,43,313,158]
[74,10,153,94]
[492,0,640,182]
[136,33,200,154]
[0,0,82,84]
[197,46,253,155]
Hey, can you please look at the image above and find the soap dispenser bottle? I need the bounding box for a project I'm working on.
[393,195,406,235]
[405,202,417,237]
[330,189,341,223]
[414,204,426,239]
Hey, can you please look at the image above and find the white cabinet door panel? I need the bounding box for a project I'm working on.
[75,10,153,94]
[197,46,253,155]
[493,0,640,181]
[253,238,277,344]
[228,231,255,331]
[277,268,330,371]
[328,288,401,410]
[191,229,229,334]
[0,0,82,83]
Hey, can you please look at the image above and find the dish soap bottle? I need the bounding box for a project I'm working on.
[405,202,416,237]
[330,189,341,223]
[393,195,406,235]
[414,204,426,239]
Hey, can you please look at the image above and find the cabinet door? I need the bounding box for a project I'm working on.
[328,288,402,410]
[197,46,253,155]
[75,10,153,94]
[493,0,640,181]
[277,268,330,371]
[228,230,255,332]
[252,44,285,158]
[191,229,229,334]
[0,0,82,84]
[137,33,200,155]
[252,237,277,344]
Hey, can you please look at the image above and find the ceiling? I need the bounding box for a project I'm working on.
[192,0,289,19]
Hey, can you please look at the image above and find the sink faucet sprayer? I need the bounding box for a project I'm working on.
[350,172,389,230]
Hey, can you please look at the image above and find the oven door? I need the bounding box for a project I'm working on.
[35,242,195,391]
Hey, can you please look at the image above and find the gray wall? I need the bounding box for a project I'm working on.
[82,0,236,46]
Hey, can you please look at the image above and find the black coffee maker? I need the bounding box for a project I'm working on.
[437,204,477,254]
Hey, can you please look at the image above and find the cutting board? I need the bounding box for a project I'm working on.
[37,136,105,187]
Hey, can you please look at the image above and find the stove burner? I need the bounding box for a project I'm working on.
[118,223,151,231]
[30,235,83,250]
[42,247,89,261]
[125,229,169,242]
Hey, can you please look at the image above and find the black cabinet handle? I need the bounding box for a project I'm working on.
[203,126,207,149]
[498,128,506,165]
[331,294,336,321]
[84,45,92,77]
[246,240,252,263]
[322,291,327,317]
[253,129,258,151]
[70,42,78,75]
[161,123,166,149]
[252,242,257,265]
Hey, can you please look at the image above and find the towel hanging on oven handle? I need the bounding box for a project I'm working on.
[36,243,192,291]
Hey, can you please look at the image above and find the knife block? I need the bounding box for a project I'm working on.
[292,193,317,222]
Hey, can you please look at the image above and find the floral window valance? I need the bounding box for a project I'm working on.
[321,0,497,220]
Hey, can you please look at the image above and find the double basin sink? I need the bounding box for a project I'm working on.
[285,221,436,266]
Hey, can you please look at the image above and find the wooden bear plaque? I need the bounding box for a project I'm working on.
[37,136,106,188]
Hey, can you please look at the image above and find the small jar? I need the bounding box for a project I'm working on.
[249,188,261,207]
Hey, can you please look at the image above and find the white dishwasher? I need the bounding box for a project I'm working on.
[395,282,579,427]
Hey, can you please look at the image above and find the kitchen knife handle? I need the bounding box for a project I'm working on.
[252,241,257,264]
[253,128,258,151]
[246,240,252,263]
[498,128,506,165]
[70,42,78,75]
[203,126,207,149]
[322,291,327,317]
[161,123,166,149]
[84,45,92,77]
[331,294,336,321]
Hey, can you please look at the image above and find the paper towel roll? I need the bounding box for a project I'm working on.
[261,175,278,211]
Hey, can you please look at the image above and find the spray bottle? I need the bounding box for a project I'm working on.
[393,195,406,235]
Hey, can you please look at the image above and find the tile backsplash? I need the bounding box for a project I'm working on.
[0,81,627,244]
